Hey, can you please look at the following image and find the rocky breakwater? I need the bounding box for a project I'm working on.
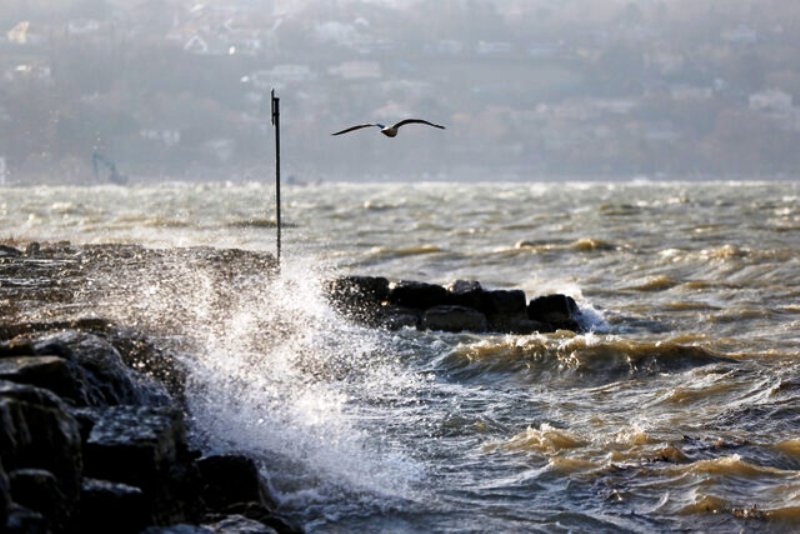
[327,277,584,334]
[0,243,298,533]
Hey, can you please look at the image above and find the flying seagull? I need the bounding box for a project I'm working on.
[332,119,445,138]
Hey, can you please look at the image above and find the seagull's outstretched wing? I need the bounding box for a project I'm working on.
[392,119,446,130]
[331,124,378,136]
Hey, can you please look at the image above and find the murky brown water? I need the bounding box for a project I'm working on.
[2,180,800,531]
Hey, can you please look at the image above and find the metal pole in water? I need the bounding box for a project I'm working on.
[271,89,281,267]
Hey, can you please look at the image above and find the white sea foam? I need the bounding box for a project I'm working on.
[153,255,426,505]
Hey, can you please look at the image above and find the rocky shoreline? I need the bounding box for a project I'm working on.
[1,242,584,533]
[0,325,302,533]
[1,242,296,533]
[0,243,302,534]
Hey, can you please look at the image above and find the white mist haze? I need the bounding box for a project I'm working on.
[1,0,799,182]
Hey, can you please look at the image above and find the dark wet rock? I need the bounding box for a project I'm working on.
[326,275,585,334]
[0,356,86,403]
[0,339,34,358]
[528,294,581,331]
[2,323,178,404]
[83,405,200,524]
[68,405,100,441]
[30,331,165,406]
[5,503,48,533]
[445,280,484,309]
[423,305,489,333]
[0,457,10,529]
[482,289,527,316]
[69,406,104,445]
[377,305,421,330]
[326,276,389,324]
[327,276,389,308]
[78,478,148,534]
[147,514,286,534]
[0,318,115,345]
[106,328,186,404]
[261,514,303,534]
[196,454,275,513]
[8,468,69,532]
[194,456,302,533]
[388,281,448,309]
[480,289,529,331]
[141,525,213,534]
[206,514,278,534]
[0,381,82,512]
[220,502,303,534]
[84,405,185,487]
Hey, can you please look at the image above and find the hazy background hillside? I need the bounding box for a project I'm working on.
[1,0,799,183]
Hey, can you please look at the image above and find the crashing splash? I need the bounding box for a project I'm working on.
[91,247,424,510]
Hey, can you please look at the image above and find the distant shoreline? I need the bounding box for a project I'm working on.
[2,172,799,187]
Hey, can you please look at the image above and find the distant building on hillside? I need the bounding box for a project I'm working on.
[749,89,793,113]
[670,85,713,102]
[750,89,799,132]
[328,60,381,80]
[721,24,758,45]
[6,21,44,46]
[67,19,101,35]
[476,40,513,56]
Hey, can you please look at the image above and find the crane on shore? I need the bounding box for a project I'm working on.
[92,152,128,185]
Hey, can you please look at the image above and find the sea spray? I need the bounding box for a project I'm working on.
[99,250,425,518]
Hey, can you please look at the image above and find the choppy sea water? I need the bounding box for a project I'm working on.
[2,180,800,532]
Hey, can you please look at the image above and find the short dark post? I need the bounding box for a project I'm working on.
[271,89,281,266]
